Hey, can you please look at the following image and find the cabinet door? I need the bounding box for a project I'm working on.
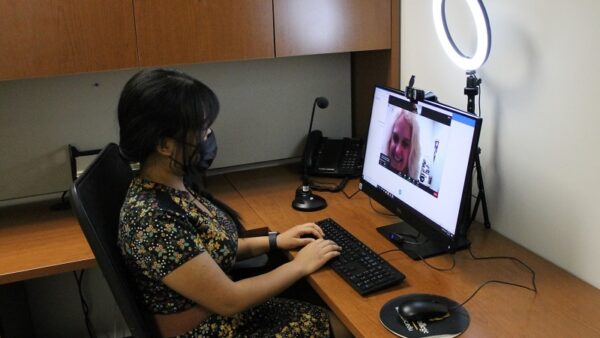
[274,0,391,57]
[0,0,137,81]
[134,0,275,67]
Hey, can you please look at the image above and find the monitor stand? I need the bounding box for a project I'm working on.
[377,222,470,260]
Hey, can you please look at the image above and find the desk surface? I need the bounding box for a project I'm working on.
[0,201,95,284]
[218,165,600,337]
[1,165,599,337]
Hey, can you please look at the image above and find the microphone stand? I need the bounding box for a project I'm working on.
[292,98,327,211]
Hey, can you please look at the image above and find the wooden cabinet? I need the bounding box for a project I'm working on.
[274,0,391,57]
[0,0,137,81]
[0,0,394,81]
[352,0,400,139]
[134,0,275,67]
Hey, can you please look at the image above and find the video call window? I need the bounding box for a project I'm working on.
[378,96,451,198]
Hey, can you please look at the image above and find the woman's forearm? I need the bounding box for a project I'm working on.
[237,236,270,260]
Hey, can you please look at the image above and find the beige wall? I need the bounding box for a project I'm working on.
[0,54,351,202]
[401,0,600,288]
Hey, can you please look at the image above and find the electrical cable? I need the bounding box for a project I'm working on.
[73,270,96,338]
[309,176,361,199]
[343,188,361,200]
[378,248,456,271]
[417,252,456,271]
[378,244,538,310]
[369,198,395,217]
[310,176,350,193]
[452,279,536,311]
[467,246,538,293]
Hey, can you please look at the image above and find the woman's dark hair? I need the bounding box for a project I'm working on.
[118,68,219,164]
[118,68,244,230]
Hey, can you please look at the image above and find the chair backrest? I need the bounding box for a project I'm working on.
[70,143,160,338]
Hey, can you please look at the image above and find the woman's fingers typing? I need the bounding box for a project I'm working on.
[294,239,341,275]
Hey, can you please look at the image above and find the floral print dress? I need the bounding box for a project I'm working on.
[118,177,330,337]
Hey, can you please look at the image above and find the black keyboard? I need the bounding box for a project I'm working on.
[316,218,405,295]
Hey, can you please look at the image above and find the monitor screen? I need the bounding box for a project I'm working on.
[360,85,482,259]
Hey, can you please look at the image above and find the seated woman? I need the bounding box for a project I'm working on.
[117,69,351,337]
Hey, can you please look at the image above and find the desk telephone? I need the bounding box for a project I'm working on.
[304,130,365,177]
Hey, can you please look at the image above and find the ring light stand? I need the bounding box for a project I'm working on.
[380,2,493,335]
[433,0,492,229]
[465,73,491,228]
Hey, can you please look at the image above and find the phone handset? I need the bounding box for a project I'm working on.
[303,130,323,170]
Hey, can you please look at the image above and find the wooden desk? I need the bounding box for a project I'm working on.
[0,201,95,285]
[219,165,600,337]
[2,165,599,337]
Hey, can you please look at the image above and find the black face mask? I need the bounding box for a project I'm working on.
[192,131,217,172]
[182,131,217,192]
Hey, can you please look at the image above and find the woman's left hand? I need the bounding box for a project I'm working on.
[276,222,326,250]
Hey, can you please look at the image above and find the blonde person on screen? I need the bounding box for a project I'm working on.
[384,108,421,179]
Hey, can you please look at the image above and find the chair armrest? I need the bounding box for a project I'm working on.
[233,254,269,270]
[239,226,269,238]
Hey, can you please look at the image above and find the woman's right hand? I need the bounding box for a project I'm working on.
[293,239,342,275]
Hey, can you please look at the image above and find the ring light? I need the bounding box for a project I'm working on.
[432,0,491,71]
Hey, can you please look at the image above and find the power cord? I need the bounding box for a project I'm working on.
[309,176,361,199]
[379,248,456,272]
[310,177,350,193]
[419,253,456,271]
[466,246,538,293]
[50,190,71,211]
[369,198,395,216]
[343,188,360,199]
[73,270,96,338]
[379,244,538,310]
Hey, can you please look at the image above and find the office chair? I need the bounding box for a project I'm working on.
[70,142,161,338]
[70,143,273,337]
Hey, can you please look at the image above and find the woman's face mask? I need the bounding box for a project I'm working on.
[191,130,217,171]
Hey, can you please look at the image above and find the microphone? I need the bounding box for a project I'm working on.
[292,96,328,212]
[308,97,329,135]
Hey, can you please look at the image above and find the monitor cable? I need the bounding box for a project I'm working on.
[466,246,538,293]
[368,198,395,217]
[378,247,456,272]
[379,244,538,311]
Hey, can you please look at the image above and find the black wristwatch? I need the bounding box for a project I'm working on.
[268,231,279,252]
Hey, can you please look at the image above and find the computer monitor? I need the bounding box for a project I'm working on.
[360,85,482,259]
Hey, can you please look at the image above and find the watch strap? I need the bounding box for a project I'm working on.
[268,231,278,252]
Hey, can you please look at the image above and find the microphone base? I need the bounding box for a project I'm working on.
[292,186,327,212]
